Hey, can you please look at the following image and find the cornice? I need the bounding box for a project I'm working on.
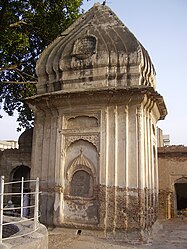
[26,86,167,120]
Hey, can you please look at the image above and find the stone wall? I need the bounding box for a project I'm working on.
[98,186,157,233]
[0,149,31,182]
[0,129,32,205]
[27,87,162,241]
[158,146,187,219]
[46,184,157,241]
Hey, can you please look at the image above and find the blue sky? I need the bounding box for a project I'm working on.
[0,0,187,145]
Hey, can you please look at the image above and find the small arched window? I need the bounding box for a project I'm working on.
[70,170,92,197]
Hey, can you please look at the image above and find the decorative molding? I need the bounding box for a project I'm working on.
[175,176,187,184]
[65,150,96,198]
[64,113,100,129]
[170,175,187,189]
[66,151,95,180]
[64,134,100,152]
[72,35,97,60]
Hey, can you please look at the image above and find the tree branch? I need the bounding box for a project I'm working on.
[1,81,37,84]
[0,65,18,71]
[9,20,27,28]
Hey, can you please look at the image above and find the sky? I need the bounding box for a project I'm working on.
[0,0,187,145]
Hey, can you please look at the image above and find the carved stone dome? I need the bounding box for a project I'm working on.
[18,128,33,152]
[36,3,156,94]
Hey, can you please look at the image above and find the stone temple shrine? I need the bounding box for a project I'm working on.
[27,3,167,240]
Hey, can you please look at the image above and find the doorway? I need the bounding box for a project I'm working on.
[11,165,30,208]
[175,183,187,211]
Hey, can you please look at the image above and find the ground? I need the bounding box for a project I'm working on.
[48,218,187,249]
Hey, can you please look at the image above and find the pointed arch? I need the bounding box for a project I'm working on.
[66,150,96,198]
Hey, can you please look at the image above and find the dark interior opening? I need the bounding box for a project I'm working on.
[77,230,82,235]
[11,165,30,208]
[70,170,91,197]
[175,183,187,210]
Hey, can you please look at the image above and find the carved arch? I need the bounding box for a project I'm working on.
[66,150,96,180]
[65,134,100,152]
[175,177,187,184]
[66,151,96,198]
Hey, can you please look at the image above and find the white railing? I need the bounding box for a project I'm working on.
[0,176,40,243]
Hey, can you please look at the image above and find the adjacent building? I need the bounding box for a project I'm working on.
[158,145,187,219]
[0,140,18,151]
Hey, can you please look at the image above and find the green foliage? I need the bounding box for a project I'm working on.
[0,0,83,131]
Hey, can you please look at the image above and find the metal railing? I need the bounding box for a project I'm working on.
[0,176,40,243]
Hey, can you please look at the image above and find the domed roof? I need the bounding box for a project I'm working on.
[18,128,33,151]
[36,3,156,94]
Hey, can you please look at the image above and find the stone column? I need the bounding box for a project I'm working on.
[137,105,145,230]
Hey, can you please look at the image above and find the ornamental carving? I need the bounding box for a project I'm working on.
[67,116,98,129]
[65,134,99,151]
[72,36,97,60]
[64,113,100,129]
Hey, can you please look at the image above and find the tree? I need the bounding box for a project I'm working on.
[0,0,83,131]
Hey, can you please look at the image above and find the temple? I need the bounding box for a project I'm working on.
[17,3,168,240]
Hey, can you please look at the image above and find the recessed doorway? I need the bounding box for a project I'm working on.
[11,165,30,208]
[175,183,187,211]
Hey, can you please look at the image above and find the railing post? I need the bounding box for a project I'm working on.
[20,177,24,218]
[0,176,5,244]
[34,177,39,230]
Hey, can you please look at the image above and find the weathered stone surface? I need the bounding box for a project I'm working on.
[0,129,32,206]
[25,3,167,241]
[158,146,187,219]
[35,3,157,94]
[70,170,91,197]
[48,219,187,248]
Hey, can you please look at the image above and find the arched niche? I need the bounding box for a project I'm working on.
[64,140,98,199]
[66,150,96,198]
[65,139,98,174]
[10,165,30,207]
[70,170,94,198]
[65,134,100,153]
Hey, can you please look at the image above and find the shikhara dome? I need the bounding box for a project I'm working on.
[26,2,168,237]
[36,3,156,94]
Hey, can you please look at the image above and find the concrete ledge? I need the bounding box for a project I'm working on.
[0,217,48,249]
